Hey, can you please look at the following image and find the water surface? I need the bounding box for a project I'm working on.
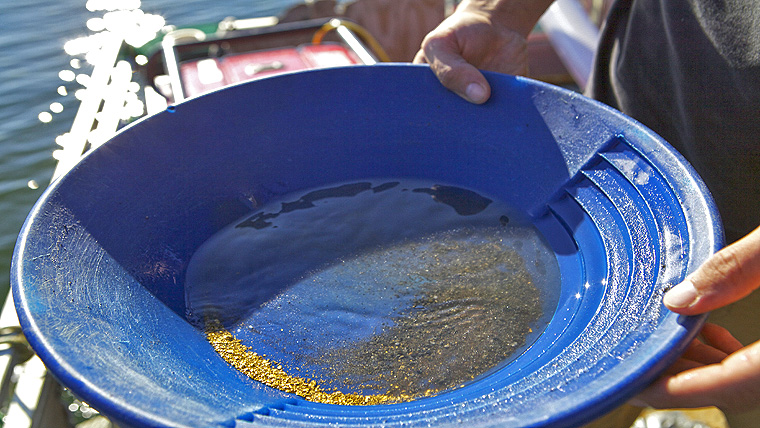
[0,0,305,306]
[186,180,561,400]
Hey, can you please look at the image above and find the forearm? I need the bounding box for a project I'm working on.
[455,0,555,37]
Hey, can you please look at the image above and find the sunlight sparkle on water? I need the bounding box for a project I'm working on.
[87,17,107,32]
[75,74,91,87]
[47,0,168,168]
[38,112,53,123]
[74,89,87,101]
[63,10,164,60]
[58,70,75,82]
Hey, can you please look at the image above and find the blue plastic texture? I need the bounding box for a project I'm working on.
[12,65,722,428]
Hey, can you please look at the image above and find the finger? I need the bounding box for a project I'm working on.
[700,322,744,354]
[664,225,760,315]
[681,337,729,366]
[629,357,703,408]
[636,340,760,412]
[659,355,704,377]
[630,358,703,406]
[412,49,428,64]
[423,37,491,104]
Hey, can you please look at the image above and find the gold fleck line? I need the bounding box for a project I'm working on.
[206,322,430,405]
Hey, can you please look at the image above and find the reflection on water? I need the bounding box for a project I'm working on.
[234,181,493,229]
[187,180,560,403]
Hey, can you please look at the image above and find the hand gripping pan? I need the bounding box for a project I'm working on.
[12,65,722,427]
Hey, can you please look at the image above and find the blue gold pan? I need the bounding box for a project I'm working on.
[12,64,721,427]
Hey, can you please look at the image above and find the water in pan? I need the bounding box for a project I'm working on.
[186,179,560,404]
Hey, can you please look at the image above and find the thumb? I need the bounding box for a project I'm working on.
[664,226,760,315]
[422,38,491,104]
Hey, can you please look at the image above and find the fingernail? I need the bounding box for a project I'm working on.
[663,280,699,309]
[465,83,487,104]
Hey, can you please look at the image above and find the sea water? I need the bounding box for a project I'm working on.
[186,179,560,401]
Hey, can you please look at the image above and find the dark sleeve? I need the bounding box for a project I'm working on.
[586,0,760,242]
